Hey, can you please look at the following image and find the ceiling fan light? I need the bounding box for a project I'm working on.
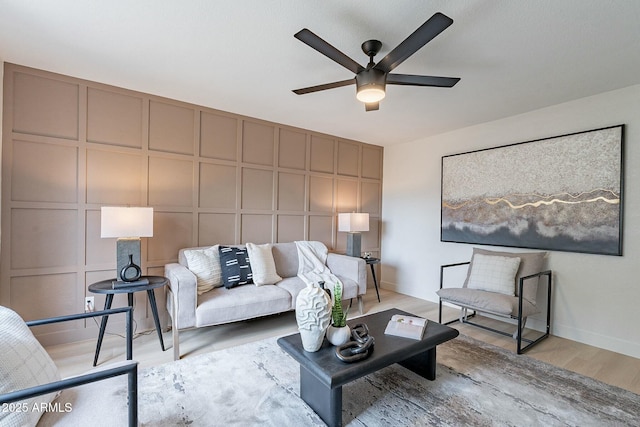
[356,86,386,103]
[355,68,387,103]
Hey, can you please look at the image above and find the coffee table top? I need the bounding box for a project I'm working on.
[277,308,459,388]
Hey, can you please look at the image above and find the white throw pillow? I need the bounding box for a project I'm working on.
[0,305,61,427]
[184,245,222,295]
[467,254,521,296]
[246,243,282,286]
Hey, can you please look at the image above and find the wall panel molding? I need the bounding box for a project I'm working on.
[1,63,383,345]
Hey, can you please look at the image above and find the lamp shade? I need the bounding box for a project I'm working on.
[338,213,369,233]
[101,207,154,238]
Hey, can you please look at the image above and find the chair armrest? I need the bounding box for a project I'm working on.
[0,360,138,404]
[164,263,198,329]
[26,307,134,361]
[518,270,553,306]
[0,361,138,427]
[327,254,367,296]
[439,262,470,289]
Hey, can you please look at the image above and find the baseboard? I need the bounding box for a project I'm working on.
[551,322,640,359]
[379,280,397,292]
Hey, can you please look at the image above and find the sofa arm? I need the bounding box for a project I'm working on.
[327,254,367,296]
[164,263,197,330]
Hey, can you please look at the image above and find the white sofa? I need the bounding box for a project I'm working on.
[165,241,367,359]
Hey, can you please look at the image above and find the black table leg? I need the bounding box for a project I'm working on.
[300,366,342,427]
[398,347,437,380]
[369,264,381,302]
[146,289,165,351]
[93,294,114,366]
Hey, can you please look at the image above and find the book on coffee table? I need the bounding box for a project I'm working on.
[384,314,428,340]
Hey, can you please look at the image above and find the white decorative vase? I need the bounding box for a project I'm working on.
[295,282,332,352]
[326,325,351,346]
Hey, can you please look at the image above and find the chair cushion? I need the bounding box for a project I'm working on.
[183,245,222,294]
[0,306,61,427]
[246,243,282,286]
[467,254,521,296]
[464,248,546,305]
[437,288,540,318]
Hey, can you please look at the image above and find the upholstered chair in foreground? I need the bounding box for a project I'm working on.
[0,306,137,427]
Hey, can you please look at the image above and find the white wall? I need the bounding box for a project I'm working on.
[381,84,640,358]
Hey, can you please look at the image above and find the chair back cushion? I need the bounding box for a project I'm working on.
[464,248,546,305]
[0,306,61,427]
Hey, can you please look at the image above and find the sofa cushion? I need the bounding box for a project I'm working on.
[467,254,521,296]
[195,285,292,326]
[272,242,299,278]
[246,243,282,286]
[219,246,253,288]
[0,306,61,427]
[275,277,307,301]
[335,276,359,300]
[183,245,222,294]
[277,277,359,303]
[464,248,546,305]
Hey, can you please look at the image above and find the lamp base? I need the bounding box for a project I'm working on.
[116,238,141,281]
[346,233,362,258]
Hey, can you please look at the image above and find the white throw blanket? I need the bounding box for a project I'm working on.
[295,241,340,294]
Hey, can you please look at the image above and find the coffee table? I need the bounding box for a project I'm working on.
[277,308,459,427]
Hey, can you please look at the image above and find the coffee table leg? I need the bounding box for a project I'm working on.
[398,347,437,380]
[300,366,342,427]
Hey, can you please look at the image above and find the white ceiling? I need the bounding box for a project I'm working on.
[1,1,639,146]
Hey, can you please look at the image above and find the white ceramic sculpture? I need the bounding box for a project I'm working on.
[295,282,332,352]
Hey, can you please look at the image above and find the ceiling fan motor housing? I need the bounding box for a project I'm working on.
[356,68,386,103]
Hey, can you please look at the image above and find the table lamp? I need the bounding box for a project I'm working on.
[338,213,369,257]
[101,207,153,283]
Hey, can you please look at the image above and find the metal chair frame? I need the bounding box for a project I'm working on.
[438,262,552,354]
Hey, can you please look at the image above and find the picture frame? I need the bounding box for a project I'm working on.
[441,125,625,256]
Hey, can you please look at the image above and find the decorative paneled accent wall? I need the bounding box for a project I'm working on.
[1,63,383,345]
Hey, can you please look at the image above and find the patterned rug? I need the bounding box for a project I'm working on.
[39,334,639,426]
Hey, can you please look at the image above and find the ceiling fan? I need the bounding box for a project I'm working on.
[292,12,460,111]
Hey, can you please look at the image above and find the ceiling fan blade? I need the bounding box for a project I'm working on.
[295,29,365,74]
[365,102,379,112]
[387,74,460,87]
[374,12,453,73]
[292,79,356,95]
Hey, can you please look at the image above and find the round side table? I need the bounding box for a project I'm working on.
[89,275,168,366]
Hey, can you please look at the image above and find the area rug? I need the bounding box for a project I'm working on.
[39,334,639,426]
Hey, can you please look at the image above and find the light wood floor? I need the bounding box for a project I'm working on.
[46,288,640,394]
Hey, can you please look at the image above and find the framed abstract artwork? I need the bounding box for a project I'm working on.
[441,125,624,256]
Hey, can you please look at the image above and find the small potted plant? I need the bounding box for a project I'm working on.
[326,280,351,346]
